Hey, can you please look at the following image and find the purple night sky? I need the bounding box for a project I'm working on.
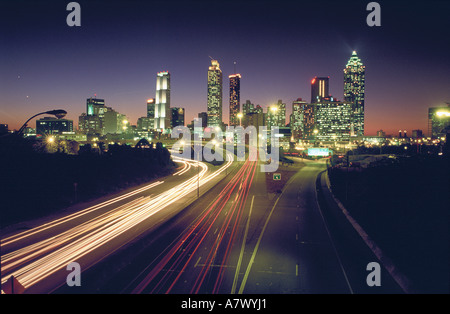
[1,0,449,135]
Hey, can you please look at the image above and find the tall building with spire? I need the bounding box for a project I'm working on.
[207,59,223,128]
[344,51,365,136]
[229,73,241,127]
[155,71,170,132]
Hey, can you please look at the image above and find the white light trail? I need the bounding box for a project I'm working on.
[1,154,233,292]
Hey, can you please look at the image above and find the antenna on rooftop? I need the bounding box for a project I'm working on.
[233,61,237,74]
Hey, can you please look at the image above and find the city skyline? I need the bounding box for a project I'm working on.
[1,0,449,297]
[1,0,450,135]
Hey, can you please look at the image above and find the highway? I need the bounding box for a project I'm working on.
[1,153,233,293]
[96,157,403,294]
[2,152,404,294]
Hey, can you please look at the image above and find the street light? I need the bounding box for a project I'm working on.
[237,113,243,126]
[17,109,67,135]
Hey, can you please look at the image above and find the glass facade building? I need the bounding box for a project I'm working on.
[344,51,365,137]
[207,59,223,128]
[314,98,353,142]
[146,98,155,130]
[86,97,105,117]
[291,98,307,141]
[229,74,241,127]
[155,71,171,132]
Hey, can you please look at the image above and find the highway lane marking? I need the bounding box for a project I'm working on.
[238,193,282,294]
[237,168,312,294]
[194,257,201,268]
[231,195,254,294]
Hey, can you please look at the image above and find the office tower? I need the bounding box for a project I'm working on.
[155,71,171,132]
[291,98,307,141]
[246,112,264,131]
[229,74,241,127]
[86,97,105,116]
[240,100,264,129]
[137,117,153,132]
[81,96,106,135]
[313,97,353,142]
[267,100,286,129]
[254,104,263,114]
[311,77,329,103]
[242,100,254,116]
[344,51,365,136]
[36,117,73,135]
[302,103,316,140]
[171,107,185,127]
[198,112,208,128]
[146,98,155,129]
[78,114,101,135]
[266,100,286,130]
[428,104,450,138]
[103,107,119,134]
[207,59,223,128]
[103,107,128,134]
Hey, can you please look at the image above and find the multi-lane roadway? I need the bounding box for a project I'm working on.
[1,154,233,293]
[1,152,404,294]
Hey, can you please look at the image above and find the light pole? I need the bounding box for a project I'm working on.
[17,109,67,135]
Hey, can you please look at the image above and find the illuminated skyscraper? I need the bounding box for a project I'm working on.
[242,100,254,117]
[311,77,329,103]
[146,98,155,130]
[314,97,352,142]
[86,97,105,116]
[291,98,307,140]
[207,59,223,128]
[229,74,241,127]
[302,103,315,140]
[81,96,106,135]
[155,71,171,132]
[344,51,365,136]
[267,99,286,129]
